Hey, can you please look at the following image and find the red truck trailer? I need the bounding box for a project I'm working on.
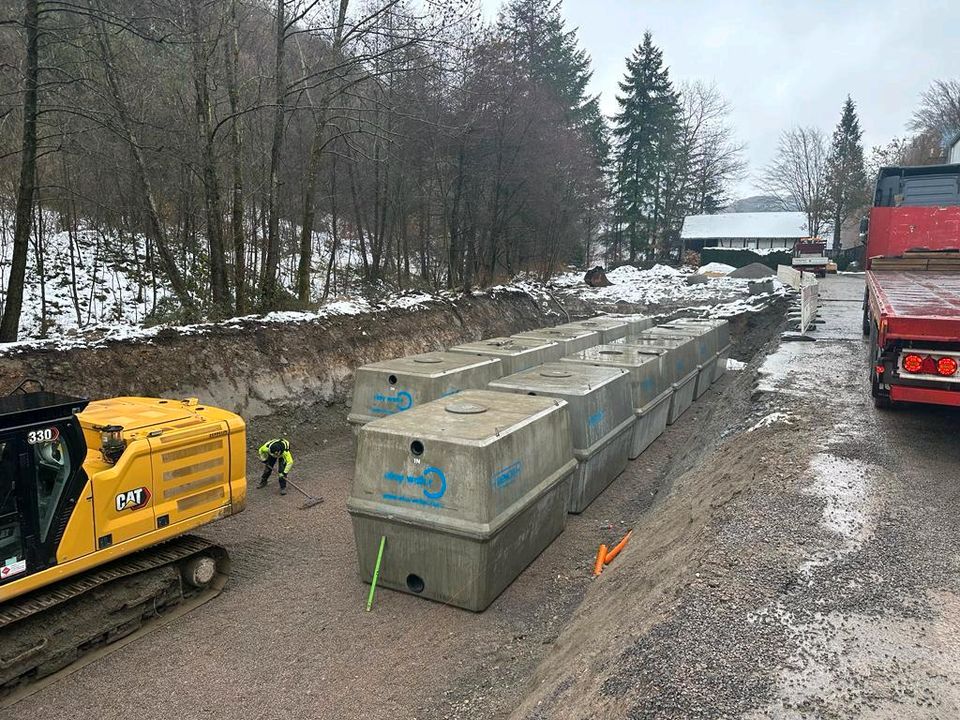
[862,163,960,408]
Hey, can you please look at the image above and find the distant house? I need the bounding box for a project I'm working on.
[680,211,809,253]
[949,131,960,165]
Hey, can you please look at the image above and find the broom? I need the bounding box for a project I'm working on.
[286,478,324,509]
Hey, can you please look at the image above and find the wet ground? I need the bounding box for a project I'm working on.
[10,295,784,720]
[13,275,960,719]
[510,274,960,719]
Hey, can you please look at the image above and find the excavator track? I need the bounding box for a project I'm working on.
[0,535,230,707]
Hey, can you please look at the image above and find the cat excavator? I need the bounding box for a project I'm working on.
[0,387,246,703]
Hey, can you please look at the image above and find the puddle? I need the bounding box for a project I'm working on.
[806,454,872,546]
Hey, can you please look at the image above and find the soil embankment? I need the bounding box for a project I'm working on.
[0,289,593,418]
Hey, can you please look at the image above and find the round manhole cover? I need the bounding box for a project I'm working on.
[413,356,444,364]
[539,370,572,378]
[445,402,488,414]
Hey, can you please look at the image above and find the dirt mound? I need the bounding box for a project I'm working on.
[729,262,776,279]
[0,289,592,419]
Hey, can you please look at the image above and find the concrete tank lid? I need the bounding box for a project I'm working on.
[490,362,629,395]
[445,401,488,414]
[564,344,666,368]
[450,336,558,355]
[514,327,600,340]
[668,318,729,326]
[359,389,565,442]
[359,351,502,375]
[562,317,629,329]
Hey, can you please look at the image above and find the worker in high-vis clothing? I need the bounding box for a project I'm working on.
[257,438,294,495]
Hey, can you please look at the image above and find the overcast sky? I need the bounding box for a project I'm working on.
[480,0,960,198]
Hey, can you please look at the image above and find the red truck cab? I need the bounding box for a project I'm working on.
[792,238,829,277]
[863,163,960,408]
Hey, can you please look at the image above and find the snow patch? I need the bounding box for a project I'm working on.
[747,412,793,432]
[726,358,746,371]
[698,262,735,275]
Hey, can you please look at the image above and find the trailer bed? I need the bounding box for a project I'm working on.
[867,270,960,343]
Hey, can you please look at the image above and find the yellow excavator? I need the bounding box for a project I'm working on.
[0,389,246,700]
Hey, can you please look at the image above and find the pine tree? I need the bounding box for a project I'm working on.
[825,96,868,251]
[611,31,680,261]
[500,0,607,161]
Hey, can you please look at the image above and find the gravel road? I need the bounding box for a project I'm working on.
[511,274,960,719]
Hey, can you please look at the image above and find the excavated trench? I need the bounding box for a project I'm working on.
[2,284,789,720]
[0,289,593,418]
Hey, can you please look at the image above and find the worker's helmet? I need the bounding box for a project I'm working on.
[269,440,286,456]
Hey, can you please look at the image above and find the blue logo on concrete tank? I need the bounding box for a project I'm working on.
[588,409,605,428]
[383,466,447,507]
[371,390,413,415]
[491,461,522,489]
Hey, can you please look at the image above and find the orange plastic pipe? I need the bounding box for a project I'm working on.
[603,530,633,565]
[593,544,607,576]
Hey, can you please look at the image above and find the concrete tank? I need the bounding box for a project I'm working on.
[448,336,563,375]
[616,334,699,425]
[489,362,635,513]
[347,390,576,612]
[511,327,601,356]
[348,352,503,429]
[562,345,673,459]
[645,325,717,400]
[669,319,731,381]
[605,313,656,334]
[557,317,629,343]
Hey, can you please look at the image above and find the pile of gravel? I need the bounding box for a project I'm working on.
[729,262,776,279]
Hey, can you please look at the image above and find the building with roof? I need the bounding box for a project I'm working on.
[680,211,809,253]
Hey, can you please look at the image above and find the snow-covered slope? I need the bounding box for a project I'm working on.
[0,216,169,340]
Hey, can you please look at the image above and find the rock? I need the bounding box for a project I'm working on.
[584,266,612,287]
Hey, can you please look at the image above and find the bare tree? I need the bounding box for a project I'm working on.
[762,126,828,237]
[910,79,960,143]
[0,0,39,342]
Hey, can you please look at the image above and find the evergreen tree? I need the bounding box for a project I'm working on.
[500,0,607,161]
[611,31,680,261]
[825,96,868,251]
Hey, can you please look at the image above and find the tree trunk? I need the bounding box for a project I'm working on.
[261,0,287,309]
[322,156,340,302]
[189,0,228,316]
[0,0,40,342]
[226,0,246,315]
[90,1,196,317]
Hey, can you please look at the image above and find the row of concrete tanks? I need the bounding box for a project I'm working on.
[346,312,730,611]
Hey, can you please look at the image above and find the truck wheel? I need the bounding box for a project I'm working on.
[861,289,871,337]
[871,376,892,409]
[869,332,892,409]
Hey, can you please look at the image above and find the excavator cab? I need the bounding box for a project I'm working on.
[0,392,89,586]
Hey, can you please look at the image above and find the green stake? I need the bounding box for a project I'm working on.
[366,536,386,612]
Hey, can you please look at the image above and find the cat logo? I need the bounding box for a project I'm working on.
[115,487,151,512]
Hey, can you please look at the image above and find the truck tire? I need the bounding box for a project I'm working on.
[868,326,892,409]
[862,289,871,337]
[871,376,892,409]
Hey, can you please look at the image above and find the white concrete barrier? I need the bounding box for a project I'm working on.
[777,265,802,289]
[800,283,819,334]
